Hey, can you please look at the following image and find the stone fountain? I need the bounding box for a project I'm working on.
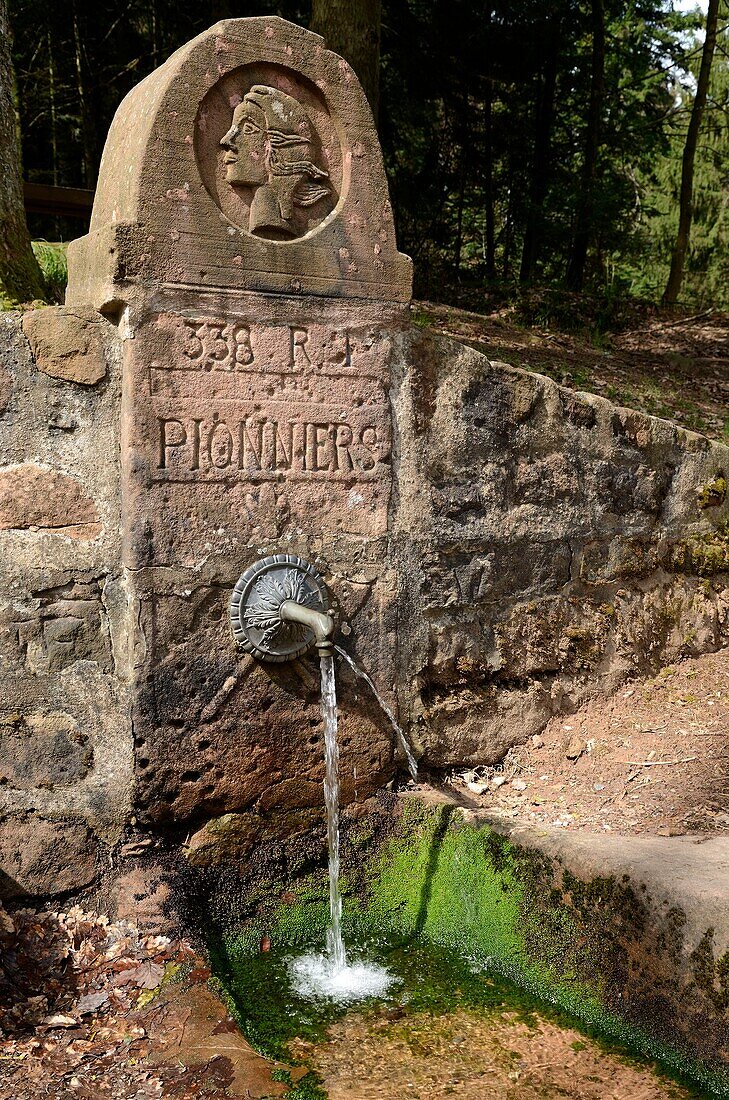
[0,14,728,1088]
[0,10,727,892]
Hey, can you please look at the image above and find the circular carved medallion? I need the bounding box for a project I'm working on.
[195,64,343,242]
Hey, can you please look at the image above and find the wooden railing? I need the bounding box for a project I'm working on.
[24,183,94,219]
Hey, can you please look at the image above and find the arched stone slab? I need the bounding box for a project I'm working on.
[66,17,411,308]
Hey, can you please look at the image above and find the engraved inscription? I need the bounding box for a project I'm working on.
[181,319,254,371]
[156,414,389,480]
[220,85,331,241]
[162,319,357,377]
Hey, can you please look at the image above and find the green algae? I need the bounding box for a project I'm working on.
[210,801,729,1099]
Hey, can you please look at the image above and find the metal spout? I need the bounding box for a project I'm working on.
[279,600,335,654]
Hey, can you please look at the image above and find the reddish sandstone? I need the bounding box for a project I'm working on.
[0,463,101,538]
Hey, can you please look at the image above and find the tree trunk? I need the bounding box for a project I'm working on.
[453,164,465,279]
[520,14,560,283]
[47,30,58,187]
[566,0,606,290]
[72,0,98,187]
[502,152,517,279]
[663,0,721,306]
[311,0,381,121]
[483,7,496,279]
[483,77,496,278]
[0,0,45,305]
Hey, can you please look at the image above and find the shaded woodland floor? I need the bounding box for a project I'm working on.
[414,301,729,442]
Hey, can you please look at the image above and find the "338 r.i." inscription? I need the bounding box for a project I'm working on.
[165,317,359,374]
[181,318,254,370]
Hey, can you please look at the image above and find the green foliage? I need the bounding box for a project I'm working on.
[31,240,66,302]
[379,0,709,302]
[616,4,729,307]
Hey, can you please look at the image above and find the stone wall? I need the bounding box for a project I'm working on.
[1,303,728,891]
[391,330,729,768]
[0,309,133,897]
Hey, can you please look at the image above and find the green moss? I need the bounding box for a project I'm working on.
[698,476,727,509]
[270,1067,327,1100]
[211,802,729,1099]
[670,529,729,577]
[691,930,729,1014]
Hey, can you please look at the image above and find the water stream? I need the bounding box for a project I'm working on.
[333,644,419,780]
[321,652,345,970]
[288,651,392,1003]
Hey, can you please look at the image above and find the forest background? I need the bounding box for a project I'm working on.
[4,0,729,320]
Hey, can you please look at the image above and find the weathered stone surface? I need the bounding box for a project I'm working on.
[0,711,92,788]
[0,670,132,844]
[66,18,412,308]
[0,364,11,416]
[391,331,729,767]
[122,294,401,825]
[185,808,320,868]
[0,313,133,850]
[0,573,113,675]
[0,463,101,538]
[0,816,98,897]
[22,306,108,385]
[111,866,174,933]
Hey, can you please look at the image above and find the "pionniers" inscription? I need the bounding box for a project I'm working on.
[157,413,389,479]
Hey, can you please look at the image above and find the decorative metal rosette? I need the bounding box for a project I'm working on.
[229,554,331,662]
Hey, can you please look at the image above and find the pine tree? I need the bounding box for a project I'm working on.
[663,0,722,305]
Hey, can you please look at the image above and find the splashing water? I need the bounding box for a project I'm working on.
[288,652,393,1003]
[334,644,418,780]
[321,652,345,971]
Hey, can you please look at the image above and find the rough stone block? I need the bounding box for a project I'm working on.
[0,711,92,788]
[0,364,11,416]
[111,866,175,934]
[22,306,108,385]
[0,464,101,539]
[0,816,98,898]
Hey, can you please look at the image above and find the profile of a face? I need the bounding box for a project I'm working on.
[220,102,268,188]
[219,85,330,240]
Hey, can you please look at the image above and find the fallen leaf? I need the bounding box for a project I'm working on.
[130,961,165,990]
[75,992,109,1015]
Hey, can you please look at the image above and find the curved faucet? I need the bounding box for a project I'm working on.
[279,600,335,654]
[230,554,335,662]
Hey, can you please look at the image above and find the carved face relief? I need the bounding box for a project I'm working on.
[220,102,268,188]
[218,85,331,240]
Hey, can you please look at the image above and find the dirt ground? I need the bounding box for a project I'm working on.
[307,1005,693,1100]
[415,300,729,442]
[444,648,729,836]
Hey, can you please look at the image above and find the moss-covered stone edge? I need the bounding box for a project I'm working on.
[217,799,729,1099]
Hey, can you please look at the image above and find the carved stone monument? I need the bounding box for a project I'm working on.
[2,16,724,891]
[66,17,412,828]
